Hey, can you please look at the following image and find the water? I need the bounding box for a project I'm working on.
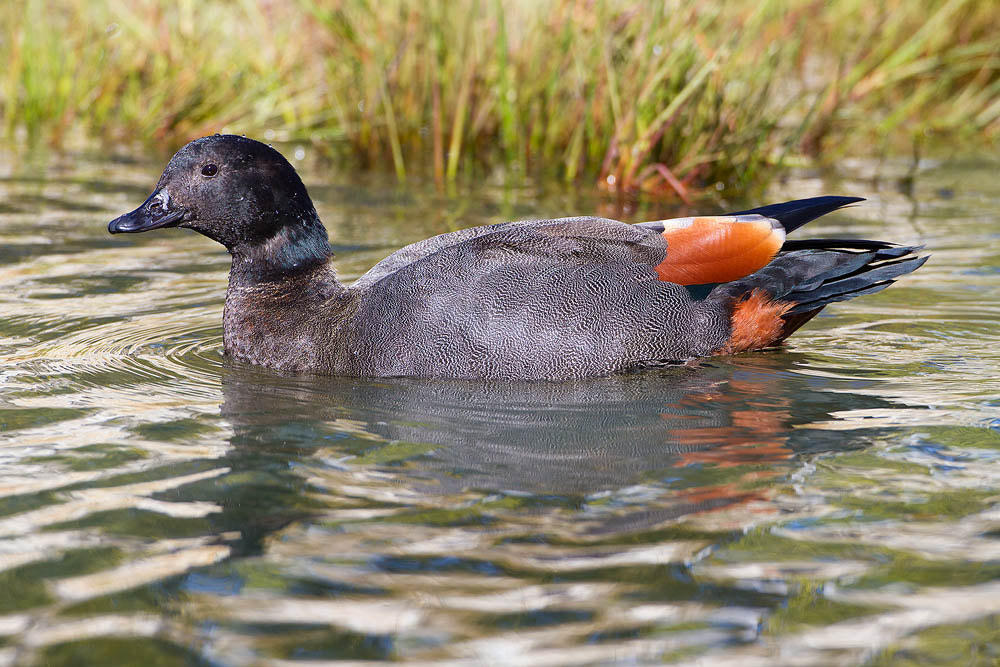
[1,151,998,666]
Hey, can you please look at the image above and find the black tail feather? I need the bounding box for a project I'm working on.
[792,245,924,293]
[727,196,864,233]
[787,280,899,314]
[775,307,823,343]
[709,243,927,330]
[786,254,927,312]
[781,238,895,252]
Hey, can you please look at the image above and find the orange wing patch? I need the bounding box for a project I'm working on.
[718,289,794,355]
[652,215,785,285]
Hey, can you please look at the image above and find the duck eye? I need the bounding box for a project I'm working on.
[201,164,218,177]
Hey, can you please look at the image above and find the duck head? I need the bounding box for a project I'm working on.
[109,135,332,281]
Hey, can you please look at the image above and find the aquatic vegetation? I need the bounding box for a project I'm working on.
[1,0,997,195]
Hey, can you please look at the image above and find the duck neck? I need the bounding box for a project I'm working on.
[222,221,351,372]
[228,219,340,289]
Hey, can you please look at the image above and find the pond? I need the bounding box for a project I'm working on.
[1,150,998,665]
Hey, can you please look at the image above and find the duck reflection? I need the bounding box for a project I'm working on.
[218,354,896,511]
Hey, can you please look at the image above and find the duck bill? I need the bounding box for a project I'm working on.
[108,190,187,234]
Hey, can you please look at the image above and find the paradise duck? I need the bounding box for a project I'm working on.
[108,135,925,380]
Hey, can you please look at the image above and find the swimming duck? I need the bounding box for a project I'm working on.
[108,135,925,380]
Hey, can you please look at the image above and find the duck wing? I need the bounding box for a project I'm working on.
[354,196,866,293]
[352,216,669,291]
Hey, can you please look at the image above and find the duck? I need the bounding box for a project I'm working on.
[108,134,925,380]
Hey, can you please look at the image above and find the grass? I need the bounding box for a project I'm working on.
[1,0,998,197]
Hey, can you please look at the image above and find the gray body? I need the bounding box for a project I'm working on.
[224,217,731,380]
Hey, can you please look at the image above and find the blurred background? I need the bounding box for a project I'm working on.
[2,0,997,196]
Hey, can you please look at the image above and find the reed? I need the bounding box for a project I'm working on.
[1,0,997,196]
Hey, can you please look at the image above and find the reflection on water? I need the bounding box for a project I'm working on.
[222,357,888,502]
[0,153,999,664]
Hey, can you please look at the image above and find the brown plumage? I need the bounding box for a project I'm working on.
[652,215,786,284]
[108,135,926,380]
[720,290,794,355]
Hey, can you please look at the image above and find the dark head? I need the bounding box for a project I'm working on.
[108,135,332,282]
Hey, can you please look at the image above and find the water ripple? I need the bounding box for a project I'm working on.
[0,158,998,664]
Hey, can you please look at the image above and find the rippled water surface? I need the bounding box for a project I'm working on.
[1,152,999,666]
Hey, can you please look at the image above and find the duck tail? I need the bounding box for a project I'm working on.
[708,243,927,354]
